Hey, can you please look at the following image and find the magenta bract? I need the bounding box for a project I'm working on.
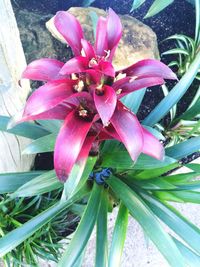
[21,8,177,182]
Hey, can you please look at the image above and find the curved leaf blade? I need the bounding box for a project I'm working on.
[108,203,128,267]
[131,0,146,11]
[142,193,200,256]
[0,171,44,194]
[0,186,89,257]
[10,170,62,197]
[58,183,103,267]
[0,116,49,139]
[96,189,108,267]
[107,176,185,267]
[173,237,200,267]
[166,137,200,159]
[143,50,200,126]
[22,133,56,154]
[144,0,174,18]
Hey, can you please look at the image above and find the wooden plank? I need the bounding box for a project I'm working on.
[0,0,34,172]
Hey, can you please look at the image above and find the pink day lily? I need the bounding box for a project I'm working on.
[20,8,177,182]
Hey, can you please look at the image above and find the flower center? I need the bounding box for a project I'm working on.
[79,108,88,117]
[89,58,98,68]
[95,84,104,96]
[74,80,85,92]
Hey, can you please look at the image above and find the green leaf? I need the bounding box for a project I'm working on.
[0,116,49,139]
[162,48,190,56]
[186,163,200,172]
[143,125,165,140]
[161,84,177,121]
[175,97,200,121]
[73,251,86,267]
[22,133,56,154]
[168,61,179,67]
[108,203,128,267]
[154,190,200,204]
[131,0,146,11]
[144,0,174,18]
[142,193,200,256]
[58,183,103,267]
[188,86,200,109]
[121,88,146,113]
[134,155,177,169]
[166,136,200,159]
[101,146,176,170]
[0,171,44,194]
[134,178,176,191]
[143,50,200,126]
[96,189,108,267]
[163,171,200,183]
[0,185,89,257]
[63,156,97,199]
[107,176,185,267]
[173,237,200,267]
[134,163,179,180]
[82,0,95,7]
[164,34,195,54]
[36,120,61,133]
[89,11,99,38]
[195,0,200,44]
[10,170,62,198]
[134,171,200,191]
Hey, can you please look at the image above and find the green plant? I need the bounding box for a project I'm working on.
[0,190,80,266]
[157,0,200,145]
[0,5,200,267]
[0,50,200,265]
[131,0,174,18]
[162,0,200,79]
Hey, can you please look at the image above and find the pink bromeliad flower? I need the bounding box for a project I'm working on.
[20,8,177,182]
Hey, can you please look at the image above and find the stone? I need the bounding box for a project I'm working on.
[46,7,160,70]
[13,9,72,64]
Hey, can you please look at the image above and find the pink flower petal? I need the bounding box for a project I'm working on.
[20,103,73,122]
[94,85,117,125]
[22,58,65,81]
[54,11,84,56]
[110,102,143,161]
[118,77,165,97]
[106,8,122,61]
[98,124,121,141]
[66,91,94,108]
[59,56,88,75]
[113,77,132,90]
[76,134,96,164]
[95,16,108,57]
[142,127,164,160]
[86,69,102,84]
[119,59,177,80]
[96,60,115,77]
[54,110,93,182]
[23,79,75,118]
[68,134,97,183]
[81,39,95,60]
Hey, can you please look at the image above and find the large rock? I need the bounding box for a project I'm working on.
[14,9,71,64]
[46,7,160,70]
